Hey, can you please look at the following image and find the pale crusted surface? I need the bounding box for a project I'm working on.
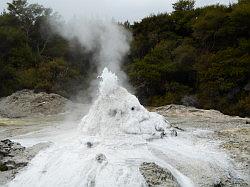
[151,104,250,130]
[0,104,249,187]
[150,105,250,186]
[80,68,171,138]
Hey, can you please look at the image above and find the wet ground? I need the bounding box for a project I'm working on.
[151,105,250,186]
[0,105,249,186]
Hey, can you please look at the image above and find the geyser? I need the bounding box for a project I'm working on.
[8,69,238,187]
[79,68,172,138]
[49,17,133,102]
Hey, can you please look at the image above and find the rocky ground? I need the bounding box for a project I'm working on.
[140,162,179,187]
[0,90,249,186]
[150,105,250,186]
[0,139,50,185]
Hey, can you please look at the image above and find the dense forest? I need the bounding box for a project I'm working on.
[0,0,249,117]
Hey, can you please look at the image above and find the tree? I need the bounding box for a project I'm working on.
[7,0,52,39]
[172,0,195,11]
[192,5,228,51]
[7,0,53,60]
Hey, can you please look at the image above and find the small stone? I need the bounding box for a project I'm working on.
[160,132,166,138]
[95,154,107,163]
[170,130,177,137]
[86,142,93,148]
[0,162,8,171]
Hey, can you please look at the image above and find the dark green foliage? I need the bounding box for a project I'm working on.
[172,0,195,11]
[0,0,91,98]
[128,0,250,117]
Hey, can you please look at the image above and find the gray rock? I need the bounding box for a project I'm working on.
[95,154,107,164]
[170,129,178,137]
[0,139,50,185]
[86,142,93,148]
[139,162,180,187]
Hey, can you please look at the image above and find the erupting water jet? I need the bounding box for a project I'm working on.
[79,68,173,139]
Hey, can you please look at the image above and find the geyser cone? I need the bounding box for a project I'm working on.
[79,68,171,138]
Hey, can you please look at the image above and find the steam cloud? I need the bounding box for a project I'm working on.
[49,17,132,102]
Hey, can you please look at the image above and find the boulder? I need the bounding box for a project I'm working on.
[139,162,179,187]
[0,139,50,185]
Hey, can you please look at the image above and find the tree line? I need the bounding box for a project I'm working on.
[0,0,249,117]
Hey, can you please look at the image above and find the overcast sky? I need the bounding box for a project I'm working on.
[0,0,237,22]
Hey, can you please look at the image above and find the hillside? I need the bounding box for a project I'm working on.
[127,0,250,117]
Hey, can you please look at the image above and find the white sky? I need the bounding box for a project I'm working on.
[0,0,237,22]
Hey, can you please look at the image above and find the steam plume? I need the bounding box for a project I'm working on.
[49,17,132,102]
